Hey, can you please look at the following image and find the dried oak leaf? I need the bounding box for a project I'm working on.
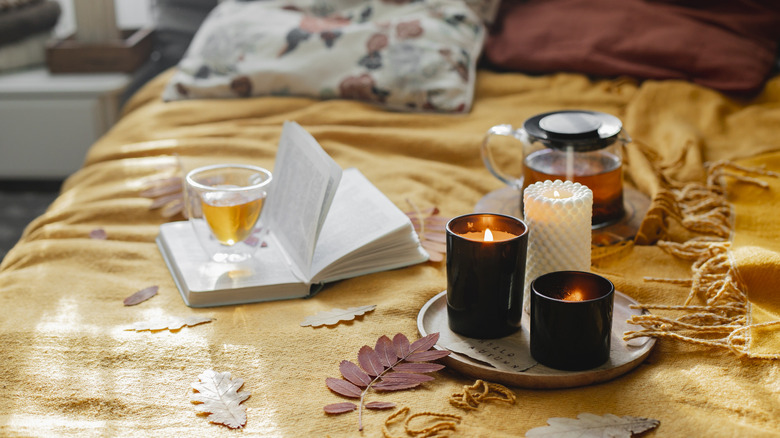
[405,201,448,262]
[191,369,251,429]
[125,316,214,332]
[526,413,660,438]
[300,305,376,327]
[324,332,450,431]
[123,286,158,306]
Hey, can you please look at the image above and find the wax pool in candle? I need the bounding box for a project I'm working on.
[458,228,518,242]
[562,288,585,301]
[522,179,593,314]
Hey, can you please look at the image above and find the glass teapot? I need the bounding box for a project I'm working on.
[481,110,630,227]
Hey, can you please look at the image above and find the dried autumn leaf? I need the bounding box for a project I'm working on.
[374,335,396,367]
[326,377,362,398]
[525,413,661,438]
[393,333,411,358]
[358,345,384,376]
[123,286,158,306]
[140,158,186,218]
[125,316,214,332]
[300,305,376,327]
[373,372,433,391]
[89,228,107,240]
[324,332,450,431]
[324,402,357,414]
[406,350,451,362]
[340,360,371,387]
[393,363,445,373]
[364,401,396,410]
[406,201,449,262]
[191,369,251,429]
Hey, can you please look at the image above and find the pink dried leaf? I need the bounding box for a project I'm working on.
[424,232,447,243]
[139,176,183,197]
[340,360,371,388]
[325,377,361,399]
[406,350,451,362]
[123,285,159,306]
[358,345,385,376]
[160,199,184,218]
[89,228,107,240]
[409,332,440,354]
[405,206,439,217]
[149,193,183,209]
[325,332,448,431]
[393,333,411,359]
[244,235,260,247]
[374,335,397,368]
[393,362,445,373]
[324,402,358,414]
[425,251,444,263]
[373,380,423,392]
[423,216,449,227]
[365,401,396,410]
[422,240,446,254]
[380,372,434,384]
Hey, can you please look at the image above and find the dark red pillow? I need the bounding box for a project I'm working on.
[484,0,780,95]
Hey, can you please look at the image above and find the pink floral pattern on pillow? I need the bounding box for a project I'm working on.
[163,0,485,113]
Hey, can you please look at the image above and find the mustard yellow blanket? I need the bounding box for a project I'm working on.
[1,70,779,437]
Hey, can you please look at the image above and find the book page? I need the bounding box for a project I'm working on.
[310,168,424,280]
[159,222,303,290]
[263,121,342,280]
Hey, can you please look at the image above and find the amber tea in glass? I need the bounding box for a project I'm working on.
[523,149,624,226]
[200,191,265,245]
[482,110,630,228]
[186,164,272,262]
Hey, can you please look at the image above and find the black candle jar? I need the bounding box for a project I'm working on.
[530,271,614,370]
[446,213,528,339]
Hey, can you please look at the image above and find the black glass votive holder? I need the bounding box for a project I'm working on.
[530,271,614,371]
[446,213,528,339]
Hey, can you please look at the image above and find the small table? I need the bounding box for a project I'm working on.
[0,68,130,179]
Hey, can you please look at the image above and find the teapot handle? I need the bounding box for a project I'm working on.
[481,124,527,188]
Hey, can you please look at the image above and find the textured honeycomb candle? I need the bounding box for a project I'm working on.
[522,180,592,313]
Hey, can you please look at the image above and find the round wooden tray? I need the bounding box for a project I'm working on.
[417,291,655,389]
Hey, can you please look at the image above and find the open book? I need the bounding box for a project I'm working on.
[157,121,429,307]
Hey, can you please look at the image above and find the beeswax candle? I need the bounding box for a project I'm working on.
[522,180,592,314]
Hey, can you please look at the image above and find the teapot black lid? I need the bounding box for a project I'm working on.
[523,110,623,151]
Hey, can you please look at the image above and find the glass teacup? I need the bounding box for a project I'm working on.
[185,164,272,262]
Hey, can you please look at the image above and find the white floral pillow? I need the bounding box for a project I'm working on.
[162,0,486,113]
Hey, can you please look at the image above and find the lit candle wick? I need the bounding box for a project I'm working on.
[564,288,585,301]
[484,228,494,242]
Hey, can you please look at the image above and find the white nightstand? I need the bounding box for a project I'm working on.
[0,68,130,179]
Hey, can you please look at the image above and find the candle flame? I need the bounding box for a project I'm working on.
[564,288,585,301]
[484,228,494,242]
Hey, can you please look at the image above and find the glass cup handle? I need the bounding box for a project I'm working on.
[481,124,526,188]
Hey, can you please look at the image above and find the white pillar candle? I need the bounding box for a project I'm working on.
[523,180,592,314]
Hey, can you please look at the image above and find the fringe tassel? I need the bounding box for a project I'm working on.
[626,161,780,359]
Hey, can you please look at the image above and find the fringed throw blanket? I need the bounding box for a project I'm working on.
[624,162,779,358]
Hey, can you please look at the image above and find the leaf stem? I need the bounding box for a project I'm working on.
[357,342,427,431]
